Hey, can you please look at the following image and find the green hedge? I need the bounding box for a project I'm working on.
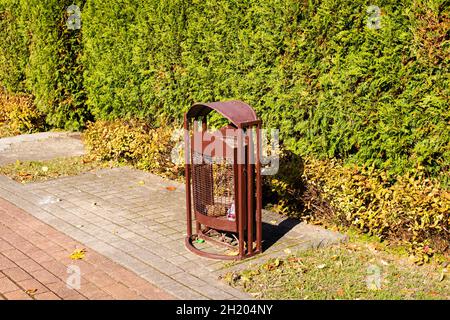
[82,0,449,181]
[82,0,188,123]
[0,0,29,93]
[1,0,449,181]
[27,0,90,130]
[0,0,90,129]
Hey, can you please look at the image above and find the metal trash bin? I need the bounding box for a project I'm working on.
[184,100,262,260]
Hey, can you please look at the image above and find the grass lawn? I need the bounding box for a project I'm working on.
[224,234,450,300]
[0,156,115,183]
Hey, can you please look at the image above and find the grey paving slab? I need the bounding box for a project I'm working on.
[0,132,85,165]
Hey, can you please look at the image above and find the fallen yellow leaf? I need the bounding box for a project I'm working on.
[70,248,86,260]
[18,172,32,177]
[225,250,239,256]
[166,186,177,191]
[25,288,38,296]
[274,258,281,267]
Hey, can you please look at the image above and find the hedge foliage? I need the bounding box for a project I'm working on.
[0,0,90,130]
[83,119,182,178]
[301,157,450,257]
[0,0,29,93]
[82,0,450,181]
[1,0,449,180]
[28,0,91,130]
[0,91,45,137]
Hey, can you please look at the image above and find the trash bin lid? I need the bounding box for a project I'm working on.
[187,100,258,127]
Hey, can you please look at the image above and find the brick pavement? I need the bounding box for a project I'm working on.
[0,197,173,300]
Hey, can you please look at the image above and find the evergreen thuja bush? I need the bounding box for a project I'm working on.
[1,0,90,130]
[82,0,449,181]
[26,0,90,130]
[82,0,143,121]
[0,0,29,93]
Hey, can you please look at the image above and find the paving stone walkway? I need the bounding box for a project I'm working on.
[0,132,85,166]
[0,197,173,300]
[0,132,347,300]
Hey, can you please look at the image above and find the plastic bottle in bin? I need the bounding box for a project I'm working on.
[227,203,236,221]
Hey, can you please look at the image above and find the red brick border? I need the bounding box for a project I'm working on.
[0,197,173,300]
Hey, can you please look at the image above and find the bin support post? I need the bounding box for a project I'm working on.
[255,122,262,253]
[184,113,192,238]
[192,119,201,235]
[246,126,254,255]
[237,125,245,259]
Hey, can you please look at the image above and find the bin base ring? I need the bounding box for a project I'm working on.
[185,235,243,260]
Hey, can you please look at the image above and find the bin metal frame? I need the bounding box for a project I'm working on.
[184,100,262,260]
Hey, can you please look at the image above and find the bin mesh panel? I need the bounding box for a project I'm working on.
[192,151,234,217]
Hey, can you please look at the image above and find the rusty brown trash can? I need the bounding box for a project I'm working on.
[184,100,262,260]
